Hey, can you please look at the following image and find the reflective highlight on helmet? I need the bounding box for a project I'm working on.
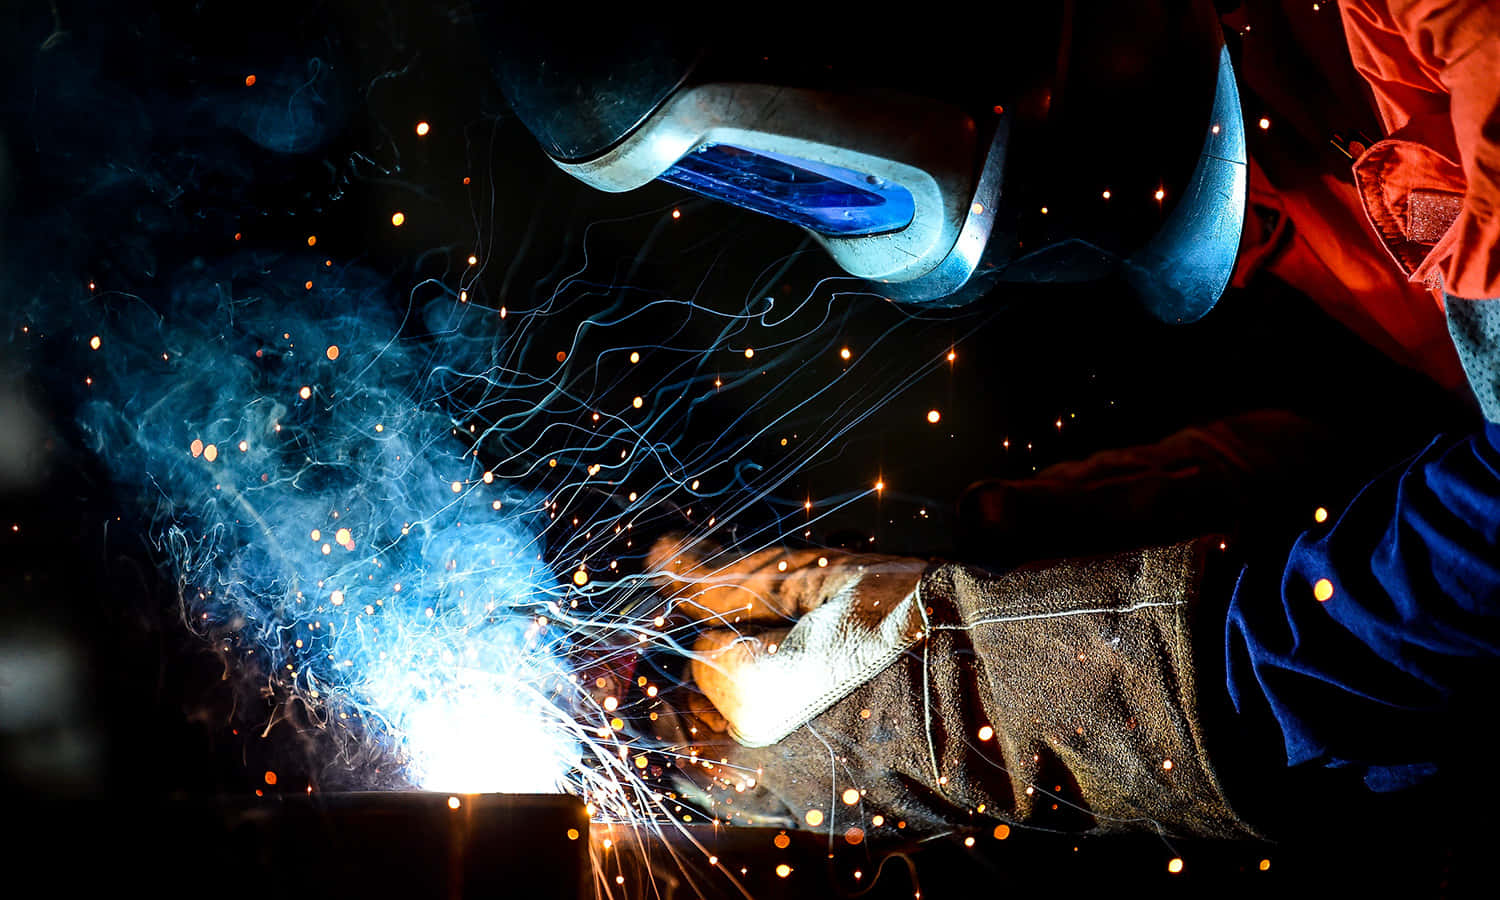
[659,143,916,236]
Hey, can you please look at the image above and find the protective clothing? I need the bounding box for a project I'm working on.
[644,1,1500,840]
[957,410,1342,569]
[1233,0,1500,393]
[494,3,1247,319]
[1342,0,1500,303]
[650,537,1259,839]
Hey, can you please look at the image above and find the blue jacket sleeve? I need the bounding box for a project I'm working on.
[1226,295,1500,791]
[1225,422,1500,791]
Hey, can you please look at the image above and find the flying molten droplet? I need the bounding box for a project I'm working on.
[391,212,405,227]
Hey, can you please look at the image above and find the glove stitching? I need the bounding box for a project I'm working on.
[933,597,1187,630]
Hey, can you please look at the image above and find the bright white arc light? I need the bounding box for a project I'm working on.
[377,663,579,794]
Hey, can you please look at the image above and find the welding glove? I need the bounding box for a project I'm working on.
[957,409,1339,569]
[648,535,1260,839]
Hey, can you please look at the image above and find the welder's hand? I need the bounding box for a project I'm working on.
[647,535,928,747]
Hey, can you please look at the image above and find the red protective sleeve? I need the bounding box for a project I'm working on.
[1341,0,1500,300]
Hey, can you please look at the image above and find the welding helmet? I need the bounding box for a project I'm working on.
[490,3,1245,322]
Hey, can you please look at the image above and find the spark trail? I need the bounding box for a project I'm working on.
[4,8,1000,894]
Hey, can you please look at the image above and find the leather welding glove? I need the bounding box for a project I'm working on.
[648,535,1260,840]
[957,409,1340,569]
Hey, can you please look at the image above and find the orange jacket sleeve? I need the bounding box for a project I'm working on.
[1341,0,1500,300]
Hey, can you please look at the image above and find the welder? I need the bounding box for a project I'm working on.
[497,1,1500,839]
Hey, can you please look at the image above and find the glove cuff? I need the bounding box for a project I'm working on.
[922,539,1259,838]
[717,540,1263,839]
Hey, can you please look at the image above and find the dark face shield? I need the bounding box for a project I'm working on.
[490,4,1245,323]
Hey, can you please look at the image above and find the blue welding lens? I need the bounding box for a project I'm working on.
[659,143,916,236]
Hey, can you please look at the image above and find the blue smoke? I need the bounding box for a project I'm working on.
[59,260,579,791]
[212,58,347,154]
[3,6,585,793]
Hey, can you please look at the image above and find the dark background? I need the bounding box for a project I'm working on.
[0,0,1486,895]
